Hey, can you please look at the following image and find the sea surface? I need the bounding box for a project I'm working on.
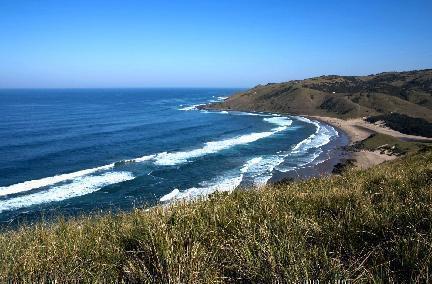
[0,88,341,224]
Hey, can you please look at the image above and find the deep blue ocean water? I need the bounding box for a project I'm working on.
[0,88,341,224]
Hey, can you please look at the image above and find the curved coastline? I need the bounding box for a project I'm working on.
[0,101,350,216]
[198,104,352,182]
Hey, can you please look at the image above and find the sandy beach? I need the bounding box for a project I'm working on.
[308,116,431,169]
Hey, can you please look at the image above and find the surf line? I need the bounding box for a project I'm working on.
[0,114,294,197]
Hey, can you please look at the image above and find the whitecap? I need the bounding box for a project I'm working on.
[240,157,263,173]
[234,112,266,116]
[153,116,292,166]
[160,188,180,202]
[242,155,285,186]
[216,96,228,101]
[133,154,156,163]
[160,174,243,202]
[178,104,204,111]
[155,131,273,166]
[263,116,293,127]
[0,115,293,196]
[274,117,339,172]
[291,123,337,153]
[0,163,115,197]
[159,155,283,202]
[0,171,134,213]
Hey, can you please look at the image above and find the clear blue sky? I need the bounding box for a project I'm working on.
[1,0,431,88]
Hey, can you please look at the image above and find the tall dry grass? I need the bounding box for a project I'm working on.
[0,149,431,282]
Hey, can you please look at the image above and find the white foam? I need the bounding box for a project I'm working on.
[240,156,286,186]
[294,116,316,124]
[153,116,292,166]
[157,130,274,165]
[274,117,339,172]
[160,174,243,202]
[160,188,180,202]
[239,155,288,186]
[159,156,264,202]
[240,157,263,173]
[292,126,333,153]
[133,154,156,163]
[159,155,281,203]
[291,117,338,154]
[264,116,293,127]
[0,114,295,206]
[0,164,115,197]
[239,155,287,186]
[0,116,293,196]
[178,104,204,111]
[0,172,134,213]
[216,96,228,101]
[235,112,266,116]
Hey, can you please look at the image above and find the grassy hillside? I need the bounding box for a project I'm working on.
[0,149,431,282]
[205,69,432,123]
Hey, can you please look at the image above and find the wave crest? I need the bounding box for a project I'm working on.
[0,171,134,213]
[0,164,115,197]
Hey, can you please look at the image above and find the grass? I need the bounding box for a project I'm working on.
[0,149,431,282]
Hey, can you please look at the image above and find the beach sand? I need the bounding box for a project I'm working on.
[307,116,431,169]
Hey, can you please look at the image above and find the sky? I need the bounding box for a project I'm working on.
[0,0,431,88]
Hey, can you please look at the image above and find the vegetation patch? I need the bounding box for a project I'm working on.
[366,113,432,138]
[354,133,432,155]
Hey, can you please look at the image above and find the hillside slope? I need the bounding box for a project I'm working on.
[0,149,431,282]
[206,69,432,122]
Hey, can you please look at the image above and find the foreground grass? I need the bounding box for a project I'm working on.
[0,150,431,282]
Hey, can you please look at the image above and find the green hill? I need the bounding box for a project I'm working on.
[0,149,431,282]
[206,69,432,122]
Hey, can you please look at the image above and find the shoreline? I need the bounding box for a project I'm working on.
[305,115,425,169]
[306,115,432,144]
[270,126,350,182]
[201,106,357,178]
[202,105,405,175]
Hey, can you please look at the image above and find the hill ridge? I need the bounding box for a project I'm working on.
[205,69,432,122]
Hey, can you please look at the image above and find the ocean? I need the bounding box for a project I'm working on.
[0,88,342,224]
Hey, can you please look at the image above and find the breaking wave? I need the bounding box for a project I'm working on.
[0,116,292,198]
[178,104,205,111]
[0,164,115,197]
[152,116,292,166]
[0,112,339,213]
[159,156,265,202]
[291,117,338,153]
[159,152,290,203]
[0,172,134,213]
[275,116,339,172]
[241,155,285,186]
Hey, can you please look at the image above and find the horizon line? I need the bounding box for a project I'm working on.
[0,86,250,90]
